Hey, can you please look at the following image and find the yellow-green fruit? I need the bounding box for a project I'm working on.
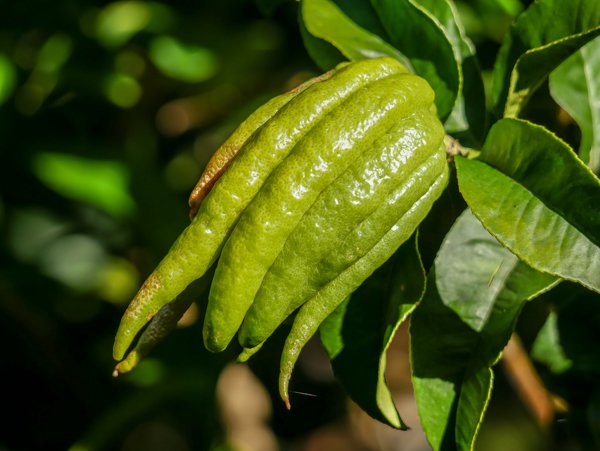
[239,105,446,349]
[113,57,448,382]
[205,60,447,353]
[203,59,415,352]
[113,57,406,366]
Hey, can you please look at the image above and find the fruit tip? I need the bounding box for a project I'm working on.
[112,336,126,362]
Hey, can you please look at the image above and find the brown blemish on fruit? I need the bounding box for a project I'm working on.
[189,143,238,219]
[188,69,336,220]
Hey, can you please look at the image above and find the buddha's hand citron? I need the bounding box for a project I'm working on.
[112,57,448,405]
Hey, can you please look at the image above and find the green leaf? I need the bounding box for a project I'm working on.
[415,0,486,146]
[455,368,493,451]
[435,209,558,334]
[411,208,557,451]
[331,0,389,39]
[456,118,600,293]
[535,288,600,375]
[412,374,457,450]
[320,233,425,429]
[149,36,218,83]
[299,12,346,71]
[549,36,600,174]
[531,311,573,374]
[300,0,407,71]
[371,0,460,120]
[491,0,600,117]
[32,153,135,219]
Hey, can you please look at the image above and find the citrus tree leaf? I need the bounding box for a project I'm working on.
[320,233,424,429]
[434,209,558,334]
[531,287,600,375]
[491,0,600,117]
[455,367,493,451]
[32,153,135,219]
[299,13,346,71]
[456,118,600,293]
[371,0,460,120]
[330,0,389,39]
[300,0,407,71]
[301,0,463,122]
[411,209,557,451]
[416,0,486,146]
[549,36,600,174]
[531,311,573,374]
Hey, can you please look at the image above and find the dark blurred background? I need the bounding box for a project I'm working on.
[0,1,594,450]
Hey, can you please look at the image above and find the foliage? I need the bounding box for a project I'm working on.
[294,0,600,449]
[3,1,600,450]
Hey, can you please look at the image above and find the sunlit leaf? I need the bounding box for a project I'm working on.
[411,209,557,451]
[455,368,493,451]
[96,1,152,47]
[549,36,600,174]
[149,36,218,83]
[300,0,407,70]
[299,15,346,71]
[415,0,486,145]
[32,152,135,218]
[434,210,558,333]
[456,118,600,293]
[492,0,600,117]
[371,0,460,120]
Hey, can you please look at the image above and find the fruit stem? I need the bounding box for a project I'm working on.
[444,135,474,162]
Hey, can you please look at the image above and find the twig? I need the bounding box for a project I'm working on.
[501,333,557,427]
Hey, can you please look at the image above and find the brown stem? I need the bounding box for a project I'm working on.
[443,135,471,162]
[501,333,557,427]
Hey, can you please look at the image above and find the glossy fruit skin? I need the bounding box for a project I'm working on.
[279,152,449,405]
[113,57,449,402]
[113,295,193,375]
[188,69,336,219]
[204,71,437,352]
[113,57,409,365]
[237,104,445,350]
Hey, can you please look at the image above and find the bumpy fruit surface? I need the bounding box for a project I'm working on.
[112,57,448,401]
